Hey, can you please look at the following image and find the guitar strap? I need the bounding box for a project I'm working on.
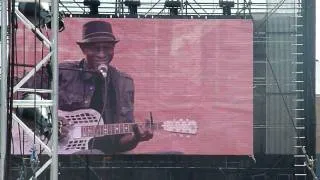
[90,72,117,124]
[107,75,117,123]
[88,73,120,154]
[90,75,103,112]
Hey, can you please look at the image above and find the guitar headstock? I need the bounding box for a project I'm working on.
[162,119,198,135]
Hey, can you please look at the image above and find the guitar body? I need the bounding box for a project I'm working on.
[58,109,105,154]
[13,108,197,154]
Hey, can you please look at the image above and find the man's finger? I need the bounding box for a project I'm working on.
[132,124,141,140]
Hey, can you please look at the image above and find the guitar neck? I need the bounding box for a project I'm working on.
[81,122,163,138]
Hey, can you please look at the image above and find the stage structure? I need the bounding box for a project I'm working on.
[0,0,9,179]
[0,0,60,179]
[0,0,316,180]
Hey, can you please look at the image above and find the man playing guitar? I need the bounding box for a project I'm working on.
[19,21,153,154]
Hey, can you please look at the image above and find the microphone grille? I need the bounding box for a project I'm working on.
[98,64,108,78]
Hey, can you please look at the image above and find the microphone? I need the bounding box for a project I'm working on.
[98,64,108,78]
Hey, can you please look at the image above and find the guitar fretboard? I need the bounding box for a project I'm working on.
[81,122,163,137]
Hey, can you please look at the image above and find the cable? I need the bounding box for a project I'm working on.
[5,0,17,177]
[254,0,287,32]
[190,0,209,15]
[249,0,316,178]
[183,1,200,16]
[266,57,318,179]
[266,58,298,136]
[90,73,109,151]
[87,72,109,180]
[23,24,26,75]
[15,11,26,160]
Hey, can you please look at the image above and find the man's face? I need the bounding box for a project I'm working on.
[80,42,115,70]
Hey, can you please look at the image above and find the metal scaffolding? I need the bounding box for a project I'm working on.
[0,0,8,180]
[0,0,59,179]
[0,0,316,179]
[56,0,305,16]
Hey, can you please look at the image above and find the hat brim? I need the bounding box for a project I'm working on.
[76,37,120,45]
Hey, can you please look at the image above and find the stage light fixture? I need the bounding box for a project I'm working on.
[18,2,65,31]
[83,0,101,15]
[164,0,181,16]
[124,0,141,15]
[219,0,234,16]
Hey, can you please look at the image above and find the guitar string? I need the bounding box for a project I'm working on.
[85,120,197,135]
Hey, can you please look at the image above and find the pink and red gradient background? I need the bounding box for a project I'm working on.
[16,18,253,155]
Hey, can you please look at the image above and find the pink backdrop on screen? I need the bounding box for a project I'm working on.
[16,18,253,155]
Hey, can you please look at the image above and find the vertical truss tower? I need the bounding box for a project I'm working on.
[0,0,59,179]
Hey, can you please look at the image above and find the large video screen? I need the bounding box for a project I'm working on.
[13,18,253,155]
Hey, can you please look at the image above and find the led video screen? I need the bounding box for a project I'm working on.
[13,18,253,155]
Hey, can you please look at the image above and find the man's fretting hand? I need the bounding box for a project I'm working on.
[132,123,153,142]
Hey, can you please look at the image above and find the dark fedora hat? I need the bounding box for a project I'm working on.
[77,21,119,45]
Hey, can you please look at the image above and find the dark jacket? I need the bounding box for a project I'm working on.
[58,60,134,124]
[24,59,135,154]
